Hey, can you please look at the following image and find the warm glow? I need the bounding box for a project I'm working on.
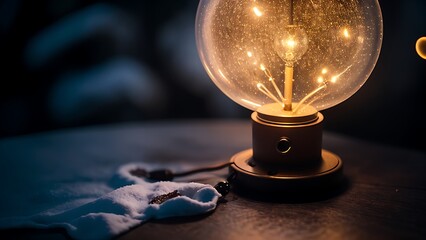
[286,39,296,48]
[416,37,426,60]
[343,28,350,38]
[257,82,281,104]
[241,98,261,107]
[218,69,226,79]
[253,7,263,17]
[196,0,383,112]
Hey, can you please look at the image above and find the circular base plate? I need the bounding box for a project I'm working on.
[230,149,343,194]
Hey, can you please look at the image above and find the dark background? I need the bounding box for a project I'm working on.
[0,0,425,152]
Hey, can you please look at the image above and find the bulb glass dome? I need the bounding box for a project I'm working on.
[196,0,383,112]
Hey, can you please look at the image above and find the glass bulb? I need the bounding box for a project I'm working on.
[274,25,308,66]
[196,0,383,112]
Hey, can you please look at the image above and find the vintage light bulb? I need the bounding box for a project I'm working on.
[274,25,308,65]
[196,0,383,193]
[274,25,309,110]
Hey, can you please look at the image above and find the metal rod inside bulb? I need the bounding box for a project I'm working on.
[284,65,293,111]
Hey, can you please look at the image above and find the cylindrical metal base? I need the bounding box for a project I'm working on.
[230,104,344,196]
[252,103,324,168]
[229,149,343,194]
[252,111,323,167]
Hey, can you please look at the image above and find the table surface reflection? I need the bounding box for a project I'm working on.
[0,120,425,239]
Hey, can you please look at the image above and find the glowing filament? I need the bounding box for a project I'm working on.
[286,39,296,48]
[293,83,327,113]
[294,66,346,112]
[260,64,284,102]
[343,28,350,38]
[253,7,263,17]
[257,83,282,105]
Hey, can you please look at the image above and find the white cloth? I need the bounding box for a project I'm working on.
[0,163,221,240]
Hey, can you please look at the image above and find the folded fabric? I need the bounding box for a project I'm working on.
[0,163,221,240]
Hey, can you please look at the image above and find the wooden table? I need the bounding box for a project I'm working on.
[0,120,425,239]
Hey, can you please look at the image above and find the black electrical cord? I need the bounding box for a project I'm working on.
[129,161,234,197]
[129,162,232,181]
[173,162,232,177]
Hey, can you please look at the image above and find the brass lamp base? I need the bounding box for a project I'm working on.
[229,149,343,194]
[228,103,344,195]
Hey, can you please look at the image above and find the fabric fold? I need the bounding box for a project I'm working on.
[0,163,221,240]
